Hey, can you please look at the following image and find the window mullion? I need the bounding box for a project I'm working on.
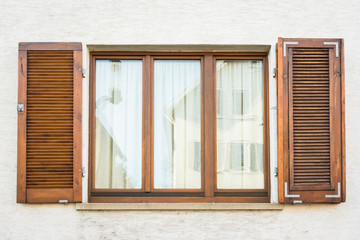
[204,54,215,197]
[143,55,151,192]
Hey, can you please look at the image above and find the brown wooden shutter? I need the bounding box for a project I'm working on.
[277,38,345,203]
[17,43,82,203]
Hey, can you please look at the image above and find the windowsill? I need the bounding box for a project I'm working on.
[76,203,283,211]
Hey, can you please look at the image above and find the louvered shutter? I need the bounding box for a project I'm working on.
[277,38,345,203]
[17,43,82,203]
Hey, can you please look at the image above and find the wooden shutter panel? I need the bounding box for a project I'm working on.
[17,43,82,203]
[277,38,345,203]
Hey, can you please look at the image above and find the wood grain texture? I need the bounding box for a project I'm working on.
[204,54,215,197]
[18,43,82,203]
[73,50,83,202]
[277,38,345,203]
[27,188,74,203]
[88,52,270,202]
[143,55,151,193]
[19,42,82,51]
[289,47,331,190]
[26,50,74,190]
[17,50,27,203]
[277,38,285,203]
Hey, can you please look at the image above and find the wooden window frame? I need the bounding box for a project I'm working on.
[214,56,270,195]
[88,52,270,203]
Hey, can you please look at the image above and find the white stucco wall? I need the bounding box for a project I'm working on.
[1,0,360,239]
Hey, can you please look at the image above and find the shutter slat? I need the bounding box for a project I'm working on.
[290,47,331,187]
[18,42,82,203]
[277,38,344,203]
[26,50,74,190]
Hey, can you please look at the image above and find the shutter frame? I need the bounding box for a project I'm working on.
[17,42,82,203]
[277,38,345,203]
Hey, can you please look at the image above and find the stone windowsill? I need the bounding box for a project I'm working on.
[76,203,283,211]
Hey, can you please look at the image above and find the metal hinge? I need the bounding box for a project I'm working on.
[284,182,300,198]
[325,182,341,198]
[293,200,303,204]
[283,41,298,57]
[272,68,276,78]
[324,42,339,58]
[79,167,86,177]
[82,67,86,78]
[78,67,86,78]
[270,106,278,110]
[17,104,24,113]
[59,200,68,204]
[274,167,278,177]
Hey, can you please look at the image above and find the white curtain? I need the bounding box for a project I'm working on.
[154,60,201,189]
[216,60,264,189]
[95,60,142,189]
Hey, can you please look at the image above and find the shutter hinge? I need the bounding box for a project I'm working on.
[274,167,278,177]
[79,167,86,177]
[293,200,303,204]
[323,42,339,58]
[59,200,68,204]
[284,182,300,198]
[325,182,341,198]
[270,106,278,110]
[272,68,276,78]
[78,67,86,78]
[82,67,86,78]
[17,104,24,113]
[283,41,298,57]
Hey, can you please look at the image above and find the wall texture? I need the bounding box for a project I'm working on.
[1,0,360,239]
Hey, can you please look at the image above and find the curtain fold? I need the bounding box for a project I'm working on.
[95,60,143,189]
[154,60,201,189]
[216,60,264,189]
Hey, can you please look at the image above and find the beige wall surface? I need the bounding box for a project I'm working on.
[1,0,360,239]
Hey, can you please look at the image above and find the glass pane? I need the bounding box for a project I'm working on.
[95,60,142,189]
[216,60,264,189]
[154,60,201,189]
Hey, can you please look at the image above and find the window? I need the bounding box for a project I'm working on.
[89,52,270,203]
[17,39,345,204]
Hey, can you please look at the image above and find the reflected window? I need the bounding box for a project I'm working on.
[95,60,143,189]
[154,60,201,189]
[216,60,264,189]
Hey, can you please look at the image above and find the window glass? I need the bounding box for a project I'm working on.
[216,60,264,189]
[95,60,143,189]
[154,60,201,189]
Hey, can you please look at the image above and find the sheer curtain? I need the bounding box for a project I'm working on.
[95,60,142,189]
[154,60,201,189]
[216,60,264,189]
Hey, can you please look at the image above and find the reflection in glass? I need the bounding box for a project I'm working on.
[154,60,201,189]
[95,60,142,189]
[216,60,264,189]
